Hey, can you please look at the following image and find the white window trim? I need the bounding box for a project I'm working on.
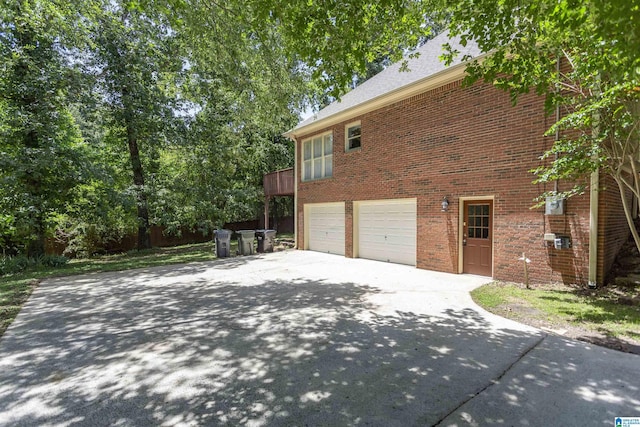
[301,131,333,182]
[345,121,362,152]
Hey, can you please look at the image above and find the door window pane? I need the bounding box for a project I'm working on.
[468,203,490,240]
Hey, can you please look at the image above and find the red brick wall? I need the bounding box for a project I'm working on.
[295,79,597,284]
[542,191,590,284]
[598,173,632,283]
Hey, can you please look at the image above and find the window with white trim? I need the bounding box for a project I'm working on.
[302,132,333,181]
[345,122,361,151]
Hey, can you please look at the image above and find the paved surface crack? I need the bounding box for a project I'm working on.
[433,333,548,426]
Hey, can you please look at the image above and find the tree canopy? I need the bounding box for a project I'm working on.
[3,0,639,257]
[0,0,88,256]
[0,0,307,256]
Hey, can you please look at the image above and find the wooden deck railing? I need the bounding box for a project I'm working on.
[263,168,294,196]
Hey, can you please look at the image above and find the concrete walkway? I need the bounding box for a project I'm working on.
[0,251,637,426]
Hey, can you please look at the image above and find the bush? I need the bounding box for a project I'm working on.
[39,255,69,268]
[58,218,134,259]
[0,254,69,276]
[62,222,106,258]
[0,256,31,276]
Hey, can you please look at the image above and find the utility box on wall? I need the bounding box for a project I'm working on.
[554,236,572,249]
[544,232,571,249]
[545,197,565,215]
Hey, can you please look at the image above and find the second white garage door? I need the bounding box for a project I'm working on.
[356,198,417,265]
[306,202,345,255]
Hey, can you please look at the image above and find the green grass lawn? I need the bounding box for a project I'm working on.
[0,241,228,337]
[0,276,37,336]
[471,282,640,346]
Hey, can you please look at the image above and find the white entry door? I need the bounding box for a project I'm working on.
[306,203,345,255]
[356,199,417,265]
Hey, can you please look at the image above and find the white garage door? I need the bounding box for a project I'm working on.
[357,199,417,265]
[306,203,345,255]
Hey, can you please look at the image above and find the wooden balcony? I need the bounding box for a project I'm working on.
[264,168,294,197]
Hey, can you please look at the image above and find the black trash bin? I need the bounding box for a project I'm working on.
[236,230,255,255]
[214,229,232,258]
[256,229,276,253]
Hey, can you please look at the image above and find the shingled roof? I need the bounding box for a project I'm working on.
[291,32,483,134]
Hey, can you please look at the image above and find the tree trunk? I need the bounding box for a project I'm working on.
[24,122,46,257]
[127,126,152,250]
[26,216,46,258]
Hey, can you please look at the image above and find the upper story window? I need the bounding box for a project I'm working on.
[302,132,333,181]
[345,122,361,151]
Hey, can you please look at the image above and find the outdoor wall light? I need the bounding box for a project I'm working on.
[441,197,449,212]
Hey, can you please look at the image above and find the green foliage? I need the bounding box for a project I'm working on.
[39,255,70,267]
[441,0,640,179]
[0,275,38,336]
[441,0,640,250]
[0,254,69,276]
[85,1,189,249]
[245,0,436,97]
[469,284,506,309]
[0,256,30,276]
[57,216,134,258]
[139,3,303,232]
[0,214,17,255]
[0,0,89,256]
[0,0,315,258]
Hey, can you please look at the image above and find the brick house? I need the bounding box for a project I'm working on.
[285,32,629,285]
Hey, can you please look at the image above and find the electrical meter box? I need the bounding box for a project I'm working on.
[554,236,571,249]
[545,197,565,215]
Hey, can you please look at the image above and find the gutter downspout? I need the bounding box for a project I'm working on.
[589,170,599,287]
[589,74,601,288]
[555,56,598,286]
[555,57,561,195]
[293,135,298,249]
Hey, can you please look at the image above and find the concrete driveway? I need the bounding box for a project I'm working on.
[0,251,638,426]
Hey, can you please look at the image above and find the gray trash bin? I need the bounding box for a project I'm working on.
[236,230,255,255]
[256,229,276,253]
[215,229,232,258]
